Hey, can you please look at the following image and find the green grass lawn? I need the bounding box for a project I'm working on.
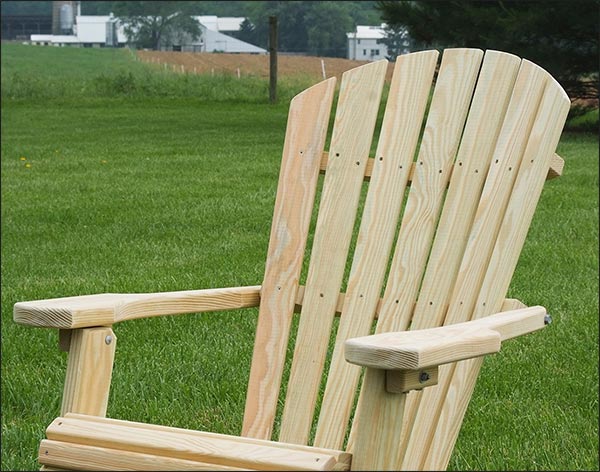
[1,43,598,471]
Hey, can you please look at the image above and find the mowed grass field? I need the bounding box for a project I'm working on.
[1,43,598,471]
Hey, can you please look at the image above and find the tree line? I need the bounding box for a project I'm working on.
[377,0,599,101]
[3,0,597,101]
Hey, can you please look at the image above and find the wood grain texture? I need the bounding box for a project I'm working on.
[444,59,549,328]
[350,368,407,471]
[394,50,522,467]
[7,281,471,329]
[345,326,500,370]
[373,48,484,336]
[279,60,387,446]
[401,60,566,470]
[13,286,262,329]
[39,440,247,471]
[314,50,439,450]
[409,50,521,333]
[242,77,337,440]
[45,414,350,471]
[61,327,116,417]
[421,69,570,471]
[474,76,570,318]
[345,306,547,370]
[399,62,548,472]
[347,48,483,468]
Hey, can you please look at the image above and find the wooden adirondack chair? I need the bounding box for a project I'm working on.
[14,48,569,471]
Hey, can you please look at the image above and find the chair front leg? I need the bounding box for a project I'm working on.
[61,327,116,417]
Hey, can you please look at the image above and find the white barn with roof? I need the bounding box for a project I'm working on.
[30,12,265,54]
[188,16,265,54]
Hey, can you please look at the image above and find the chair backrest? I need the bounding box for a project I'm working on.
[240,48,569,469]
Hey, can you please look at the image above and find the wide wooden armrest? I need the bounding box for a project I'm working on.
[14,286,262,329]
[345,306,549,370]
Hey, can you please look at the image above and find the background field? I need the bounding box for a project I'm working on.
[135,50,396,82]
[1,43,598,471]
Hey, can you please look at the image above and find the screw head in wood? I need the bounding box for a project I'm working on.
[419,371,430,383]
[105,335,113,345]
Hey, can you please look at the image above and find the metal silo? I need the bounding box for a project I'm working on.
[52,1,76,35]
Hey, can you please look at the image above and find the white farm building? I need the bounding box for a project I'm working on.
[29,2,265,54]
[347,24,411,61]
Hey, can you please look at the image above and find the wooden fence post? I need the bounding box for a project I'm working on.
[269,15,278,104]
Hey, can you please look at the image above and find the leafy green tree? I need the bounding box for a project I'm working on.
[380,25,412,61]
[79,1,114,15]
[376,0,599,99]
[346,0,382,25]
[112,1,201,50]
[304,2,354,57]
[1,1,51,15]
[186,1,253,17]
[234,18,257,44]
[247,1,309,54]
[243,1,371,57]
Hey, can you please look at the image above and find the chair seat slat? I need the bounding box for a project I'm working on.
[44,414,350,471]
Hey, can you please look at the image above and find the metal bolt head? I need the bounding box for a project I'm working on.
[419,371,430,383]
[105,335,113,345]
[544,314,553,325]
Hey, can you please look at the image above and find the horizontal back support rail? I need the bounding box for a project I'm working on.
[293,285,525,319]
[320,151,564,182]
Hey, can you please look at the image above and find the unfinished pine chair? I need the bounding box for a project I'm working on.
[14,48,569,471]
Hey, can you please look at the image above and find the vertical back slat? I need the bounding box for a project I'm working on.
[375,48,484,335]
[278,60,388,446]
[242,78,337,440]
[347,48,484,464]
[395,50,521,464]
[421,75,570,470]
[401,59,552,469]
[410,50,522,332]
[313,50,439,451]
